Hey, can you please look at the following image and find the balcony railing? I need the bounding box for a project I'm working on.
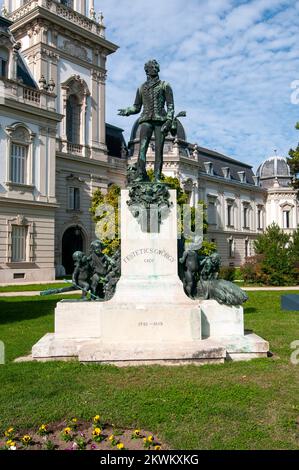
[23,87,40,104]
[0,77,55,110]
[67,142,83,155]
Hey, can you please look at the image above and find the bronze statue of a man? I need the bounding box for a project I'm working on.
[118,59,174,182]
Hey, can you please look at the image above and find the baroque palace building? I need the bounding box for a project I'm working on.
[0,1,127,282]
[129,121,299,267]
[0,1,298,283]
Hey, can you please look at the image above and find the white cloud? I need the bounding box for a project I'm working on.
[96,0,299,170]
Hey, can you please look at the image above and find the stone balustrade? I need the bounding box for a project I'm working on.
[67,142,83,155]
[0,78,56,111]
[9,0,105,38]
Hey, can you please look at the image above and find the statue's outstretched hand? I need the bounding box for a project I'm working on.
[118,108,130,116]
[161,119,172,135]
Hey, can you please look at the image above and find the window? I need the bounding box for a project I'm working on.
[60,0,74,7]
[68,187,80,210]
[227,203,233,226]
[238,171,246,183]
[11,225,27,262]
[222,167,231,179]
[204,162,213,175]
[228,239,234,258]
[0,47,8,78]
[243,206,248,228]
[10,143,27,184]
[283,210,290,229]
[257,208,263,229]
[66,94,81,144]
[208,201,217,225]
[62,76,90,153]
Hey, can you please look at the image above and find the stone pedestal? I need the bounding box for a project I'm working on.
[31,189,269,365]
[201,300,244,338]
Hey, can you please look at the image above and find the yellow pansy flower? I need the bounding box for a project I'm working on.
[22,435,32,445]
[92,427,102,436]
[4,427,14,437]
[6,439,16,447]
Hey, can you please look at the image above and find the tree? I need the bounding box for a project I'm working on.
[90,184,120,256]
[252,223,295,285]
[287,122,299,192]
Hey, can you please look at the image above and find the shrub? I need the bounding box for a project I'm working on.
[240,255,269,285]
[240,224,298,286]
[219,266,235,282]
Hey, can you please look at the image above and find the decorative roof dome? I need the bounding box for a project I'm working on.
[256,155,291,188]
[129,118,187,142]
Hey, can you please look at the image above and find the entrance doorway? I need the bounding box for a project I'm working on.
[62,226,84,275]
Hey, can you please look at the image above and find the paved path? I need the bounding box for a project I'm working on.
[0,290,81,297]
[243,286,299,291]
[0,280,69,287]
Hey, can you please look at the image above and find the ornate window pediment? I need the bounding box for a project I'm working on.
[66,173,85,183]
[280,202,294,211]
[61,75,90,104]
[6,123,35,143]
[10,215,28,226]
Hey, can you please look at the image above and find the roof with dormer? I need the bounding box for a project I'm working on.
[0,15,37,89]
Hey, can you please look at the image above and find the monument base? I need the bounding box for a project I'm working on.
[31,299,269,365]
[31,189,269,365]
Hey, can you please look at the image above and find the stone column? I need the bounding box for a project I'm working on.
[91,70,99,147]
[38,127,47,197]
[81,92,88,156]
[98,70,107,148]
[28,132,36,186]
[48,128,57,202]
[60,86,68,148]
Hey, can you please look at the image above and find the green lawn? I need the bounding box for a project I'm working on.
[0,291,299,450]
[0,282,72,293]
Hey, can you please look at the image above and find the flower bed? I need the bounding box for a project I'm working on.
[0,416,163,451]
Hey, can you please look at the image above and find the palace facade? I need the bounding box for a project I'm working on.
[0,1,298,283]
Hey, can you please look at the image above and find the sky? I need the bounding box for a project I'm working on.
[96,0,299,171]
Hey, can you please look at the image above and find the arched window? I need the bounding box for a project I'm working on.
[66,94,81,144]
[0,46,9,78]
[61,76,90,153]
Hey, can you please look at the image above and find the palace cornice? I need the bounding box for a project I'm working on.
[9,6,118,54]
[22,40,109,75]
[267,187,297,195]
[56,151,125,171]
[0,98,63,122]
[207,228,259,236]
[0,197,59,209]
